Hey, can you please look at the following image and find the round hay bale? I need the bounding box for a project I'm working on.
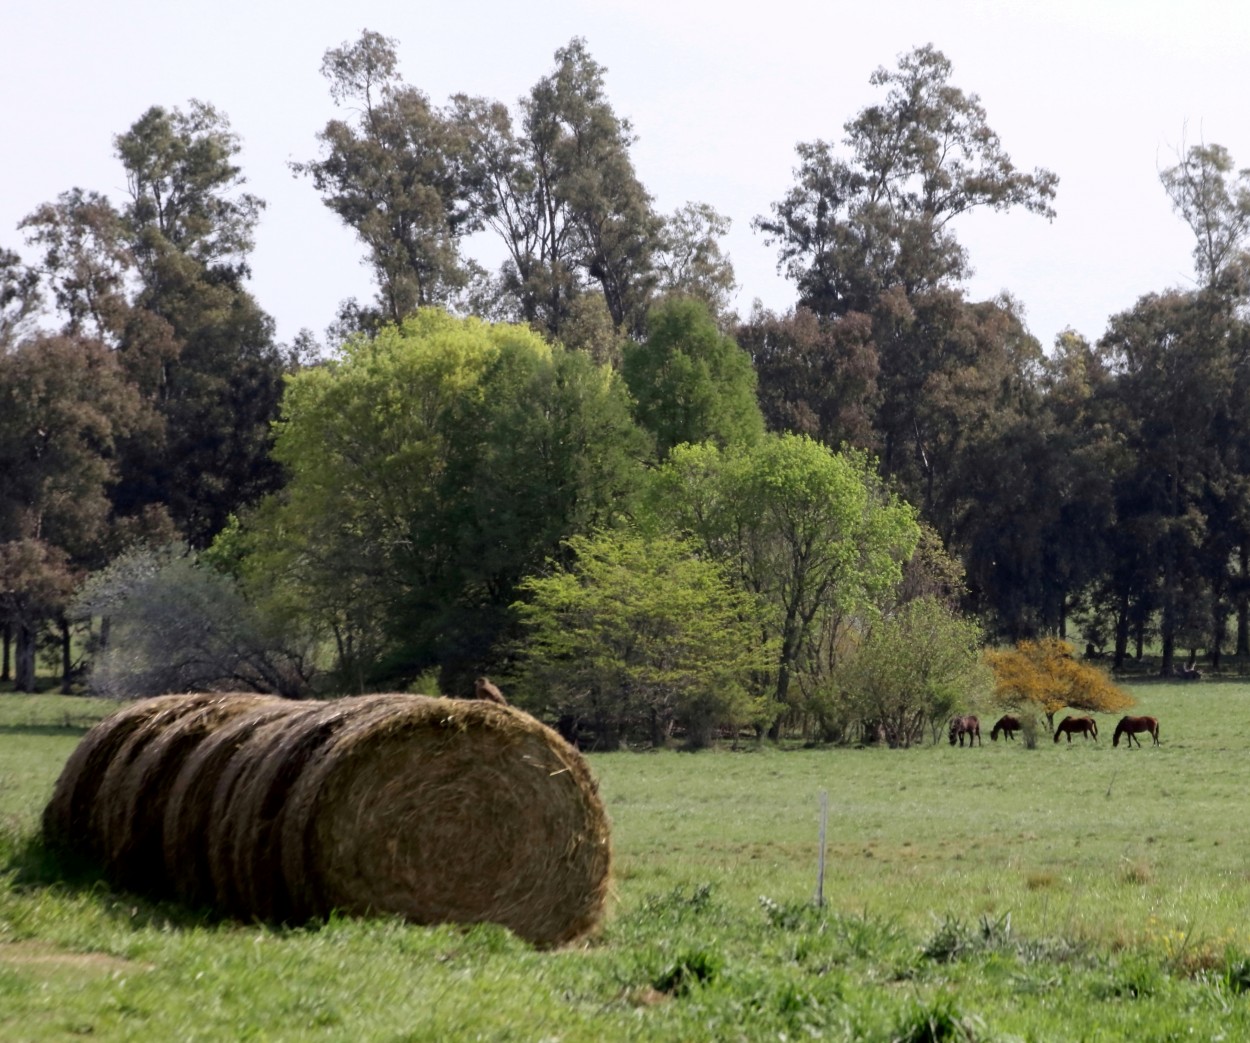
[202,701,328,919]
[211,694,412,923]
[280,695,612,948]
[162,699,309,909]
[87,694,262,873]
[42,693,232,861]
[101,693,281,895]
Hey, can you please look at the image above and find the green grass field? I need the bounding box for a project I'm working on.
[3,683,1250,1040]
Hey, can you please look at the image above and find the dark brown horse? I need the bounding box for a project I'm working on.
[1053,715,1098,743]
[1113,715,1159,747]
[949,715,981,747]
[990,714,1021,741]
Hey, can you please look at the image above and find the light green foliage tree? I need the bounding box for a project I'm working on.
[235,309,649,692]
[642,434,920,735]
[622,296,764,458]
[832,596,990,747]
[511,530,772,748]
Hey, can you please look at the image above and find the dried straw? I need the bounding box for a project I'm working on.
[281,695,612,947]
[200,701,326,919]
[43,693,240,861]
[101,693,280,895]
[44,692,612,947]
[207,695,405,922]
[162,699,308,909]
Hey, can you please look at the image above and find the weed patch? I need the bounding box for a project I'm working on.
[891,993,982,1042]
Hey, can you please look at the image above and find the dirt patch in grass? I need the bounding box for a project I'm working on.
[0,940,154,975]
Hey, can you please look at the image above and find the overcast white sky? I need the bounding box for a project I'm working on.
[3,0,1246,352]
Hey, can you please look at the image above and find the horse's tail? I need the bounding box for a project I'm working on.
[1091,719,1099,739]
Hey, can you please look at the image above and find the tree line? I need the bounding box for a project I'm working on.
[2,33,1244,744]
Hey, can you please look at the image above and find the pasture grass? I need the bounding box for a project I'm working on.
[2,684,1250,1039]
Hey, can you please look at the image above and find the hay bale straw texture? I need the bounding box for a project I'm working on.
[161,699,315,909]
[281,696,612,947]
[42,693,273,866]
[204,696,405,923]
[43,693,612,948]
[99,693,282,894]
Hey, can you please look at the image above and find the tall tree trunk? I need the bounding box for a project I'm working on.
[15,622,36,693]
[1,622,9,682]
[1211,586,1225,672]
[1159,552,1176,677]
[1239,541,1250,657]
[1113,590,1129,670]
[59,617,73,694]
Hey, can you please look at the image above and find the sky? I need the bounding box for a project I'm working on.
[3,0,1247,353]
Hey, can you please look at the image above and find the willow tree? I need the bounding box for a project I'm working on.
[642,433,919,735]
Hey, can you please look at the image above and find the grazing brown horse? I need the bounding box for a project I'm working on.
[1113,715,1159,747]
[1053,715,1098,743]
[949,715,981,747]
[990,714,1021,741]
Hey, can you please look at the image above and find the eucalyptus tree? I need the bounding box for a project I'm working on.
[737,304,879,452]
[755,45,1057,320]
[654,202,738,325]
[295,31,483,325]
[21,101,287,546]
[1159,141,1250,289]
[955,330,1121,643]
[756,45,1058,531]
[0,248,41,350]
[1097,289,1239,675]
[1158,141,1250,658]
[460,38,664,338]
